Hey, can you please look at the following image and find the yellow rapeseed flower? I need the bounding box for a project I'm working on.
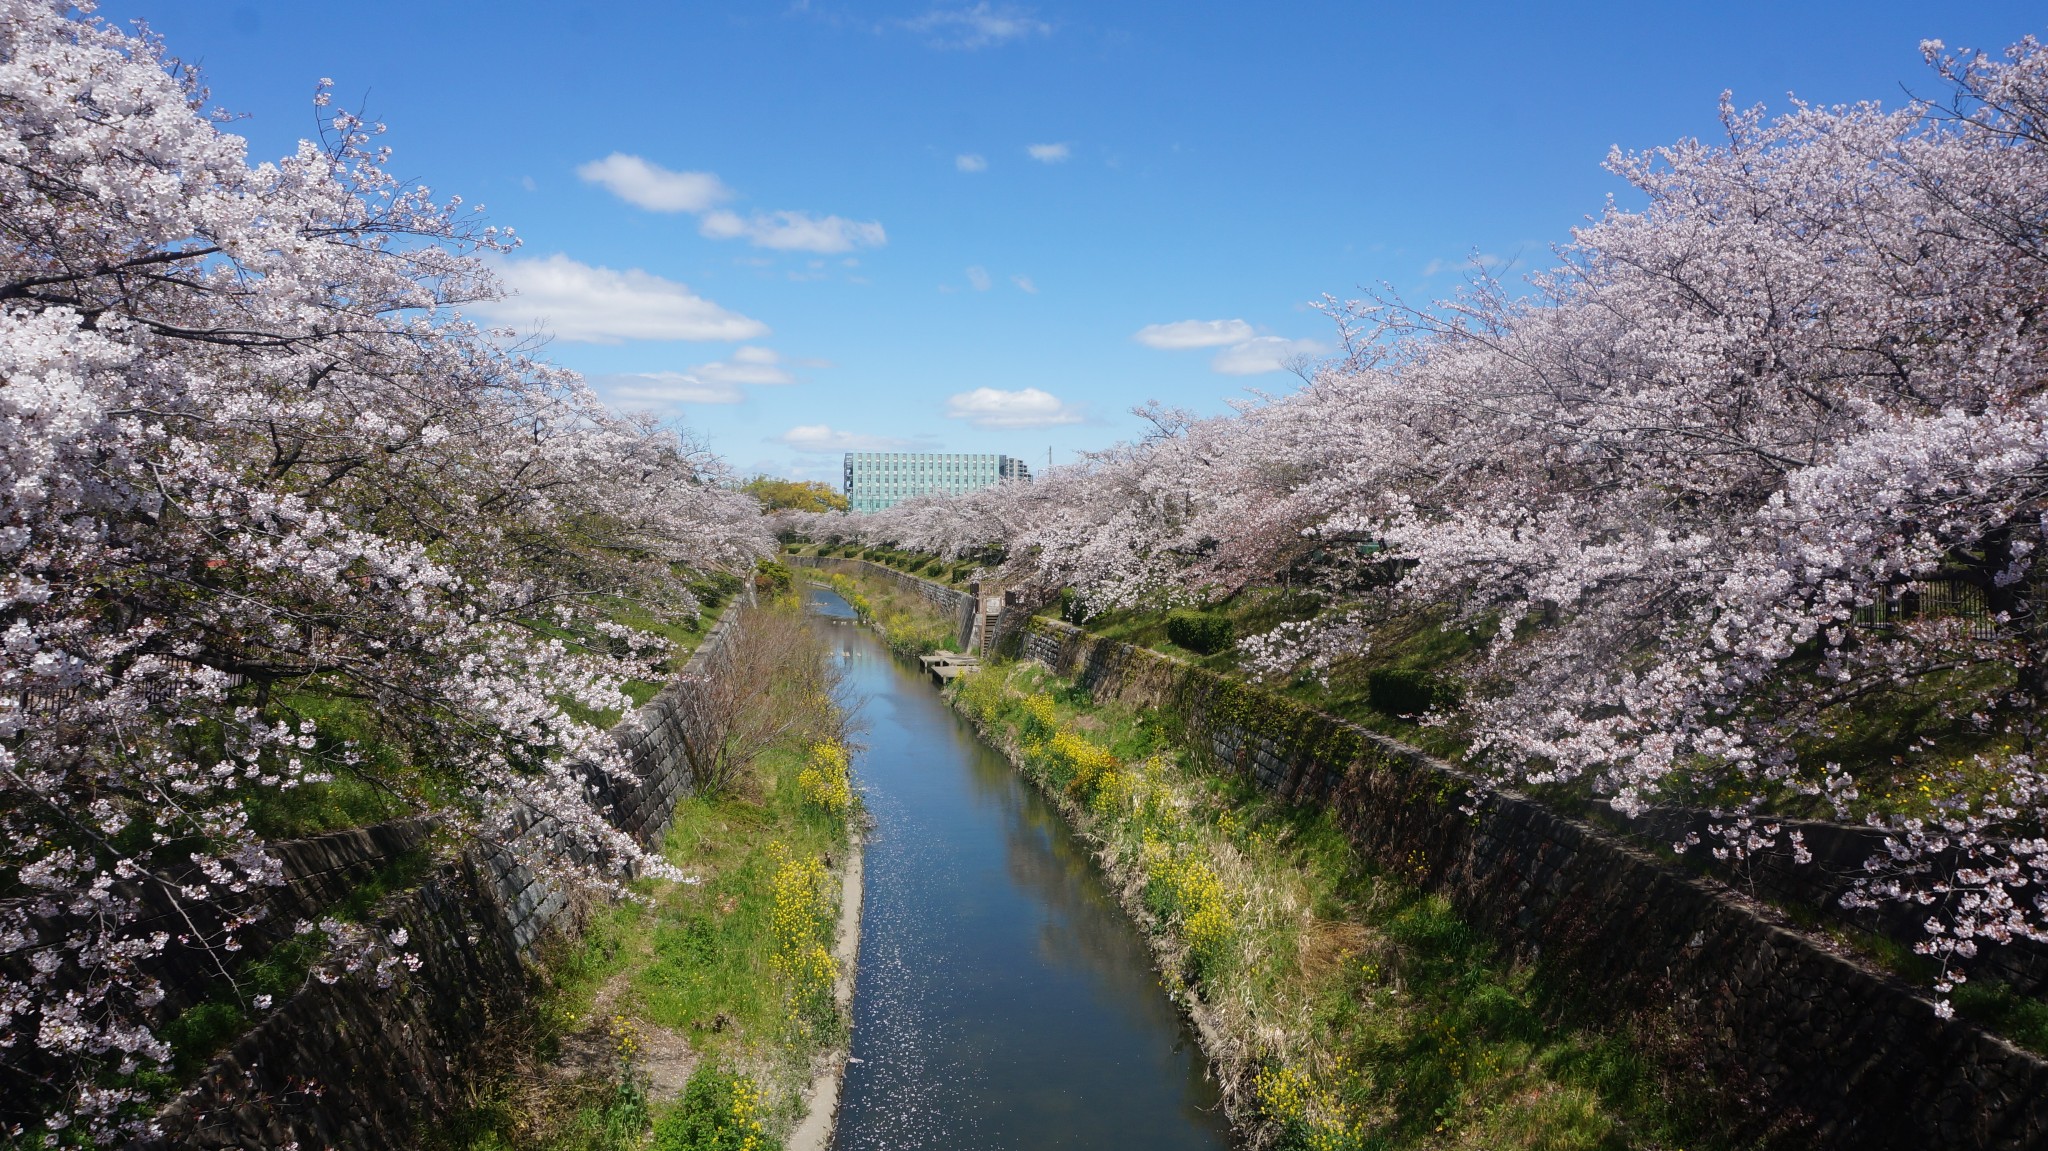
[798,740,853,814]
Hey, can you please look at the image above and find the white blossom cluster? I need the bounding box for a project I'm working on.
[0,3,770,1138]
[789,35,2048,1013]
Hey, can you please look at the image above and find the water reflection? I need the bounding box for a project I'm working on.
[805,588,1231,1150]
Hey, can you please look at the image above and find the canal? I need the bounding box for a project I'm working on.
[809,587,1234,1150]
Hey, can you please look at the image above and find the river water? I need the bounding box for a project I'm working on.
[809,588,1233,1150]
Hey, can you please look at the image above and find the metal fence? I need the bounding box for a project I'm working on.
[1855,579,2001,641]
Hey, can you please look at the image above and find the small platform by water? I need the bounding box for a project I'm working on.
[917,652,981,684]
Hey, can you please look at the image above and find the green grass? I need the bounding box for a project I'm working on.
[791,544,983,588]
[427,599,851,1151]
[242,572,746,841]
[1953,979,2048,1055]
[1079,589,1482,762]
[577,749,847,1054]
[809,568,960,659]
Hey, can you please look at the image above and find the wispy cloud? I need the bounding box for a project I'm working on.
[596,346,797,410]
[955,153,988,172]
[944,386,1082,429]
[1026,142,1070,163]
[475,254,767,343]
[695,346,798,386]
[1133,318,1254,350]
[1211,335,1327,376]
[1011,274,1037,294]
[905,3,1051,49]
[778,424,931,453]
[966,265,993,291]
[701,209,886,254]
[1421,252,1503,277]
[599,371,746,407]
[576,153,732,213]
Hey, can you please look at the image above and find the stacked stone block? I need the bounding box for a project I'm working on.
[138,855,525,1150]
[137,605,747,1150]
[1018,615,2048,1151]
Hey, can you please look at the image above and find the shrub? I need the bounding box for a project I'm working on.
[1166,610,1234,655]
[1047,729,1119,797]
[1365,668,1461,718]
[1141,834,1234,975]
[1056,587,1087,624]
[1255,1063,1364,1151]
[754,559,792,596]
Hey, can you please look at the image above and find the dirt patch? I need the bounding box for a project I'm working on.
[549,968,701,1103]
[638,1022,700,1103]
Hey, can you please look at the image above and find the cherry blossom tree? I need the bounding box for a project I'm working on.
[834,34,2048,1011]
[0,3,769,1138]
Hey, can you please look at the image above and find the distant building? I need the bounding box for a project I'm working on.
[843,451,1033,513]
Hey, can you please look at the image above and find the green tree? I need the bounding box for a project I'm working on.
[744,476,849,513]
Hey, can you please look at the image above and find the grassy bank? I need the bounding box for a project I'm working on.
[785,542,980,587]
[430,600,859,1151]
[805,568,960,660]
[953,661,1765,1151]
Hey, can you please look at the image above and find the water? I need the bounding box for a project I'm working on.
[810,588,1233,1150]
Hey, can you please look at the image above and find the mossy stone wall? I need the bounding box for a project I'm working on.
[1020,614,2048,1151]
[135,609,748,1149]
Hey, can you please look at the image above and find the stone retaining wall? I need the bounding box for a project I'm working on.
[139,855,526,1151]
[137,604,746,1150]
[109,819,439,1029]
[1018,614,2048,1151]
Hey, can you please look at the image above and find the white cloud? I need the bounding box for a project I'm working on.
[944,386,1082,429]
[906,3,1051,49]
[476,254,767,344]
[1026,142,1070,163]
[575,154,884,257]
[576,153,733,213]
[1133,318,1254,350]
[700,209,886,253]
[956,153,988,172]
[1011,274,1037,294]
[599,371,746,407]
[966,265,992,291]
[778,424,928,454]
[1211,336,1328,376]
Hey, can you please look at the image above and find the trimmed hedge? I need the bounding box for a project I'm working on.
[1166,610,1234,655]
[1366,667,1462,718]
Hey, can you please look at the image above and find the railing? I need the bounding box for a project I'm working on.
[1857,578,2001,641]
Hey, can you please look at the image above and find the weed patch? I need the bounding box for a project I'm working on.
[427,598,855,1150]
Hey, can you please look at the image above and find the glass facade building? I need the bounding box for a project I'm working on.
[843,452,1033,513]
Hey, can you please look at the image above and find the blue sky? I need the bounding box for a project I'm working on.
[102,1,2047,483]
